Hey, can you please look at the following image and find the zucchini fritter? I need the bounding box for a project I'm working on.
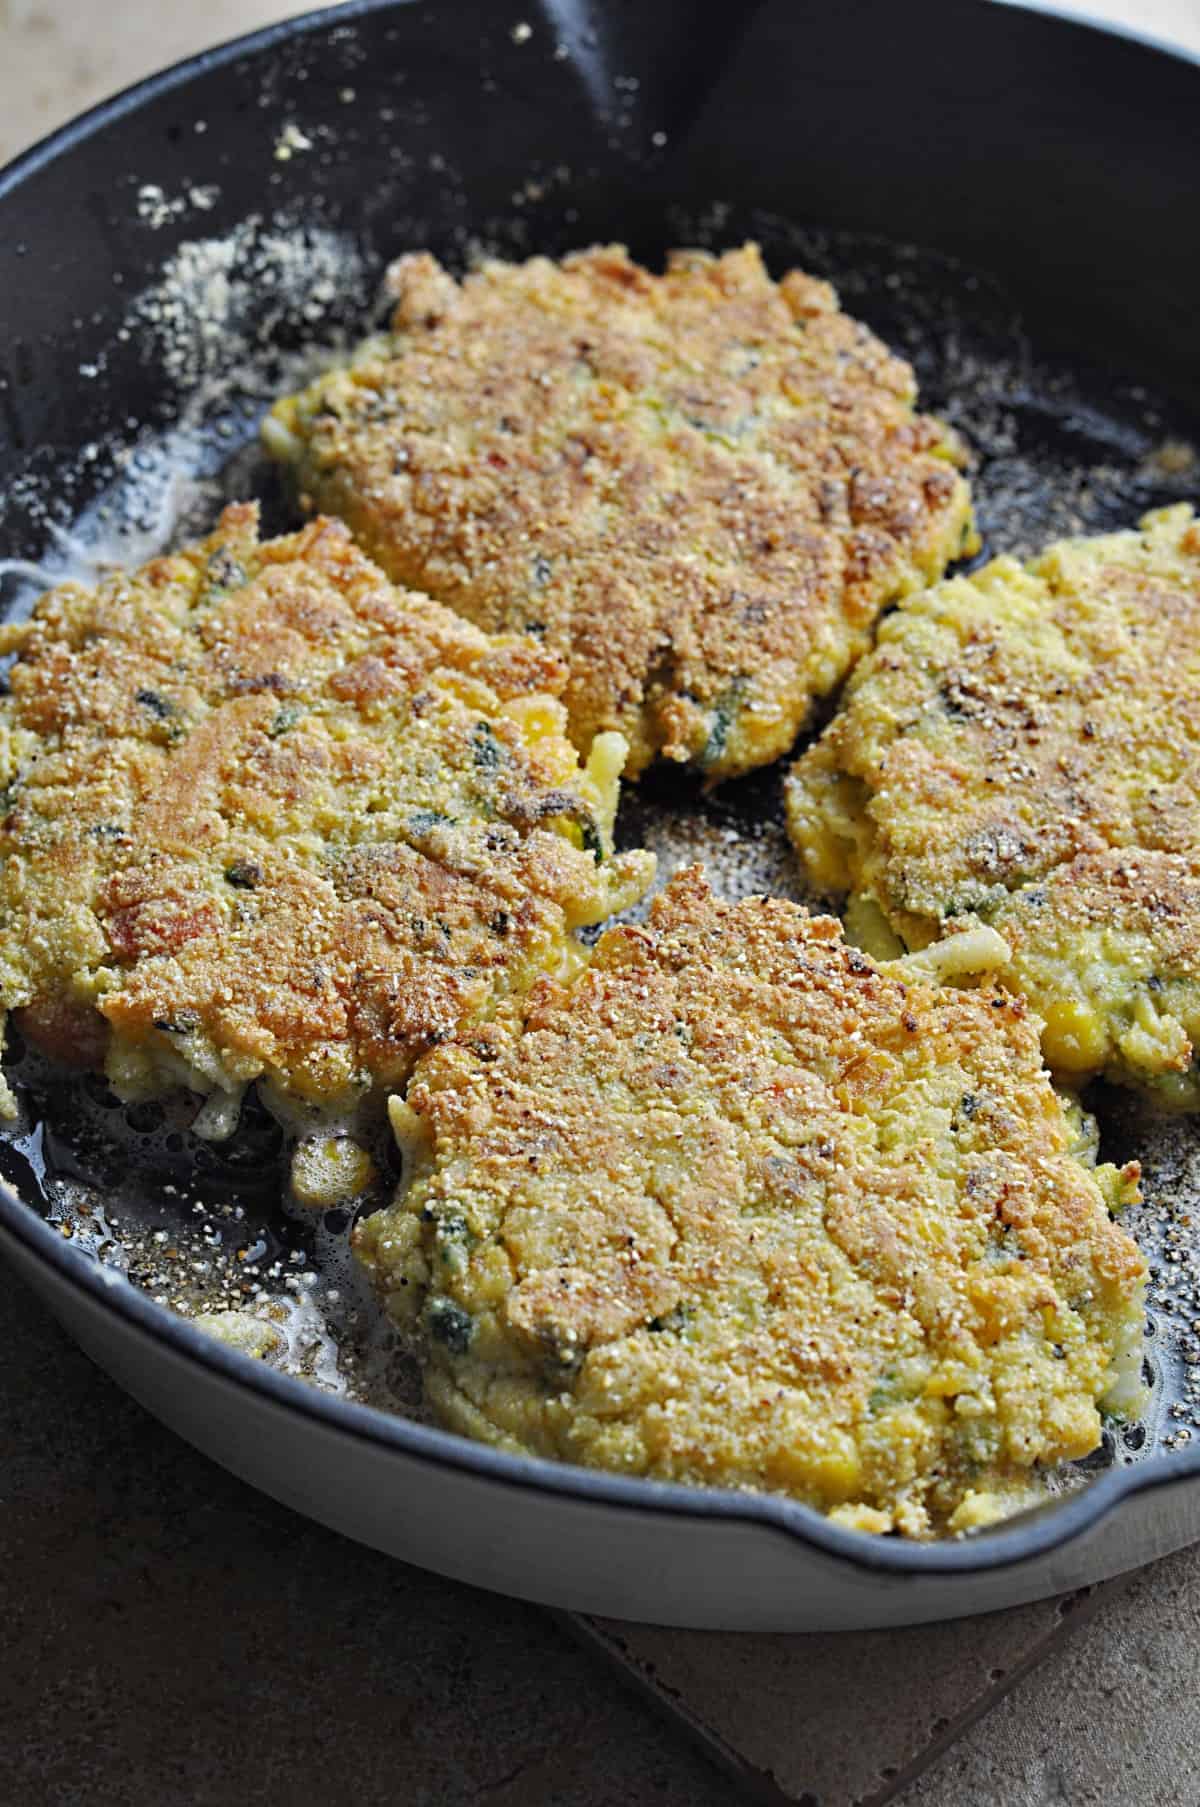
[786,505,1200,1105]
[264,244,974,779]
[0,504,652,1125]
[354,869,1145,1537]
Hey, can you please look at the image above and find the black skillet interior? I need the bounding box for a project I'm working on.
[1,0,1200,1534]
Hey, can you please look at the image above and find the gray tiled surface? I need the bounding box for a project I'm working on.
[3,3,1200,1804]
[7,1237,1197,1807]
[908,1544,1200,1807]
[0,1262,735,1807]
[575,1590,1122,1806]
[0,0,310,165]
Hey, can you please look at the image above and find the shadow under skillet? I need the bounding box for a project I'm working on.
[0,1254,740,1807]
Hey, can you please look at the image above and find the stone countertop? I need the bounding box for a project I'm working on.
[10,1235,1200,1806]
[3,3,1200,1803]
[1,1260,737,1807]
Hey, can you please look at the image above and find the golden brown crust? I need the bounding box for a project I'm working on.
[785,506,1200,1103]
[265,244,975,778]
[0,504,652,1116]
[354,869,1145,1536]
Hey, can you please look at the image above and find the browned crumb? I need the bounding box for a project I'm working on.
[265,243,975,779]
[0,503,652,1123]
[354,868,1145,1537]
[787,505,1200,1106]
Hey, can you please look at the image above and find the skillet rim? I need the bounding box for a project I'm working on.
[0,0,1198,1580]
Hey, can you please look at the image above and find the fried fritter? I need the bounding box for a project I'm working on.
[353,868,1145,1537]
[264,244,975,779]
[0,504,652,1126]
[786,505,1200,1105]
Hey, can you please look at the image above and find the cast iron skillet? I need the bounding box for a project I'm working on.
[0,0,1199,1629]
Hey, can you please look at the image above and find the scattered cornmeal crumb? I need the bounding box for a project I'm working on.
[354,868,1146,1537]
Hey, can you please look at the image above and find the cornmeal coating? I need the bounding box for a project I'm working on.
[354,869,1145,1538]
[0,504,652,1125]
[264,244,974,779]
[787,505,1200,1106]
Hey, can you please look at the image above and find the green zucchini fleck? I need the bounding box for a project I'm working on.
[647,1302,693,1336]
[268,705,302,738]
[425,1294,475,1354]
[407,808,453,839]
[579,817,604,864]
[699,678,748,769]
[867,1371,902,1415]
[201,549,248,600]
[225,861,263,890]
[136,688,186,744]
[471,721,504,770]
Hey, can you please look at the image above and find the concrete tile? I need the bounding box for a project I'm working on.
[0,1229,1112,1807]
[571,1589,1120,1807]
[0,0,322,166]
[1036,0,1200,57]
[903,1544,1200,1807]
[0,1262,737,1807]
